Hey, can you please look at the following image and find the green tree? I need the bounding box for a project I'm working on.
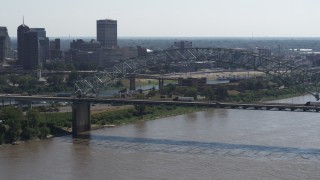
[215,86,228,101]
[0,124,7,144]
[255,81,265,90]
[203,87,215,100]
[17,75,39,93]
[47,75,64,86]
[184,87,197,99]
[21,109,41,140]
[47,75,66,91]
[146,89,156,98]
[0,75,7,84]
[114,80,124,87]
[39,126,50,139]
[66,63,76,71]
[1,106,23,143]
[8,75,19,86]
[159,83,175,95]
[175,86,188,94]
[66,71,79,87]
[134,105,146,115]
[135,93,145,99]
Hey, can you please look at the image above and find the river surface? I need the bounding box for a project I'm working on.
[1,95,320,179]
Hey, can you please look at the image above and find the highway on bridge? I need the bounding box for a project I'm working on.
[1,94,319,134]
[0,95,318,113]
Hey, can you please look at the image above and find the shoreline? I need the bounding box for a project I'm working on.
[0,93,311,146]
[90,106,206,127]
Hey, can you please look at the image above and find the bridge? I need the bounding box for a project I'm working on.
[0,95,318,135]
[73,47,320,100]
[0,69,98,75]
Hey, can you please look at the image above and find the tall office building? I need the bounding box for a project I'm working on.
[30,28,49,62]
[39,37,49,62]
[30,28,46,38]
[0,27,10,63]
[23,31,39,70]
[49,38,63,60]
[97,19,117,49]
[54,38,60,50]
[0,36,6,63]
[17,22,44,69]
[17,23,30,65]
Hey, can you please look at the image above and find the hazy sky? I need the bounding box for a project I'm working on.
[2,0,320,37]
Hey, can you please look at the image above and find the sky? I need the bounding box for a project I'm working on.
[2,0,320,38]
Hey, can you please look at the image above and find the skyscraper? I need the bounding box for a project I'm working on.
[30,28,46,38]
[17,20,44,69]
[0,27,10,63]
[17,23,30,65]
[0,36,6,63]
[54,38,60,50]
[97,19,117,49]
[49,38,63,60]
[23,31,39,70]
[31,28,49,62]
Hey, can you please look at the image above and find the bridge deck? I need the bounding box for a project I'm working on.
[0,95,319,113]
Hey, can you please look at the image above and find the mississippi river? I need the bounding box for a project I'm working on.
[1,95,320,179]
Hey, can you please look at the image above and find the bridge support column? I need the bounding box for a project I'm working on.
[129,76,136,91]
[158,78,164,89]
[72,102,91,135]
[28,102,32,110]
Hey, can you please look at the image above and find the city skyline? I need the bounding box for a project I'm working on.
[2,0,320,38]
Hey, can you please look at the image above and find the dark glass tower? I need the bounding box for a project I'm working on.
[17,23,30,65]
[0,36,5,62]
[23,31,39,70]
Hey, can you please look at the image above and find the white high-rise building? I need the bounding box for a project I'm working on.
[0,27,11,62]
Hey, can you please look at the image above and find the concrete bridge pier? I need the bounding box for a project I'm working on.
[28,102,32,110]
[72,102,91,135]
[158,78,164,89]
[129,75,136,91]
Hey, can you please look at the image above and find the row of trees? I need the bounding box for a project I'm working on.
[0,107,50,144]
[158,83,228,101]
[156,78,299,102]
[0,71,83,95]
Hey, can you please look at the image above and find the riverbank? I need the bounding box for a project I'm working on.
[0,105,205,145]
[260,92,307,102]
[0,92,310,146]
[37,105,206,137]
[91,105,205,126]
[44,88,307,136]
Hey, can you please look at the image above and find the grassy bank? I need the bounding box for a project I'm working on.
[259,93,305,102]
[37,105,204,136]
[91,105,203,126]
[226,88,305,102]
[38,112,72,135]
